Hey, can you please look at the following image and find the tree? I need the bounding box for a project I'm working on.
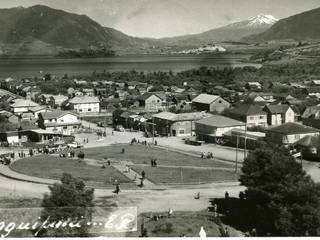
[38,173,94,237]
[240,145,320,236]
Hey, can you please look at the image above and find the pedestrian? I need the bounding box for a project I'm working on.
[121,148,125,154]
[126,165,130,173]
[154,159,157,167]
[225,191,229,199]
[225,227,230,237]
[107,160,111,166]
[194,192,200,199]
[86,138,89,143]
[151,159,154,167]
[140,178,144,187]
[154,140,157,146]
[200,152,204,158]
[112,130,114,136]
[141,170,146,179]
[83,138,86,143]
[168,208,173,218]
[113,183,120,194]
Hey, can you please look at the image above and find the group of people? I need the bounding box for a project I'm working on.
[200,152,214,159]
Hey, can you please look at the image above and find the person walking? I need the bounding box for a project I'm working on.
[141,170,146,179]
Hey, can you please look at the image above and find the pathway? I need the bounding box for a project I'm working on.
[0,164,58,185]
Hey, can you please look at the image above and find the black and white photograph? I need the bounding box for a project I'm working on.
[0,0,320,237]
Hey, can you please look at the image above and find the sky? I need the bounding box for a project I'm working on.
[0,0,320,38]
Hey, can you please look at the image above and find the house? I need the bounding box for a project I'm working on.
[0,110,19,124]
[82,88,95,96]
[245,82,262,90]
[301,106,320,129]
[10,99,39,114]
[0,129,74,144]
[38,110,81,135]
[263,104,295,126]
[223,128,266,150]
[139,92,167,112]
[228,105,267,128]
[266,122,319,145]
[29,106,52,119]
[294,135,320,161]
[305,87,320,98]
[69,96,100,113]
[311,80,320,86]
[152,111,211,137]
[195,115,246,143]
[243,92,276,103]
[192,94,230,113]
[48,95,68,108]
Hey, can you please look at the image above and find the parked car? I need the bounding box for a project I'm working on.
[67,142,82,148]
[115,125,125,132]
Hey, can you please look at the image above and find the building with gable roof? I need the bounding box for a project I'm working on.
[152,111,211,137]
[69,96,100,113]
[228,104,267,128]
[266,122,319,145]
[263,104,295,126]
[191,93,230,113]
[38,110,81,135]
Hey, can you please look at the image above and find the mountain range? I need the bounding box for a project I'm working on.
[0,5,319,56]
[161,14,278,46]
[244,7,320,42]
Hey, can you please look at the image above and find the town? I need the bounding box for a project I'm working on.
[1,65,320,237]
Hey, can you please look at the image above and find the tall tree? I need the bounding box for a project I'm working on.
[240,145,320,236]
[38,173,94,237]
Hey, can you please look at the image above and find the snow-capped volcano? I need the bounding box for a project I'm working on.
[225,14,278,29]
[248,14,279,26]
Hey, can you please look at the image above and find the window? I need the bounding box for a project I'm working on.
[88,108,92,112]
[63,126,68,129]
[179,130,185,134]
[259,116,264,119]
[249,116,254,120]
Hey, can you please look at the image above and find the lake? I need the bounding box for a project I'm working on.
[0,54,261,78]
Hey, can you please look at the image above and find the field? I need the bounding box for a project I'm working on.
[11,155,132,188]
[79,144,232,168]
[131,166,238,184]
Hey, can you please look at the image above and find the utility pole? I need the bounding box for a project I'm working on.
[152,116,155,144]
[244,122,248,159]
[235,135,239,173]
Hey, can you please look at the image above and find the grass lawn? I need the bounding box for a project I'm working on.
[11,155,133,188]
[80,144,232,168]
[131,166,239,184]
[126,211,241,237]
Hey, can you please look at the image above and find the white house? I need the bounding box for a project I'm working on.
[10,99,39,114]
[38,110,81,135]
[69,96,100,113]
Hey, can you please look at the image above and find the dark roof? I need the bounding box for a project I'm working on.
[140,92,164,101]
[294,135,320,147]
[196,115,245,128]
[264,104,290,114]
[229,104,266,116]
[302,106,320,119]
[267,123,319,135]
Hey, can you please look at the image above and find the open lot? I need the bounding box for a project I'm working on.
[131,166,239,184]
[79,144,233,168]
[11,155,132,188]
[126,211,242,237]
